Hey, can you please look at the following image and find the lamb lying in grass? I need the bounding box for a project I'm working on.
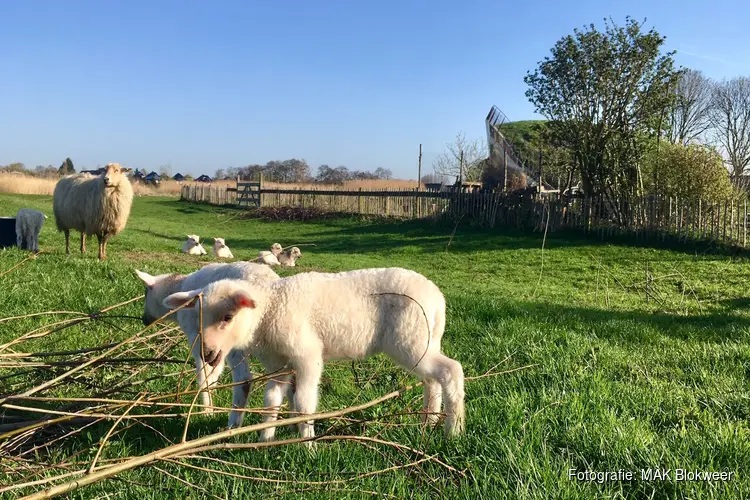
[163,267,465,444]
[135,261,285,428]
[15,208,47,252]
[212,237,234,259]
[277,246,301,267]
[257,243,282,265]
[182,235,207,255]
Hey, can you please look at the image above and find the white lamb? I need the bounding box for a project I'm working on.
[182,235,207,255]
[163,267,465,444]
[212,237,234,259]
[257,243,283,266]
[135,261,283,428]
[15,209,47,252]
[277,246,301,267]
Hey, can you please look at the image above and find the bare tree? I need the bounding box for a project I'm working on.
[710,76,750,176]
[432,132,488,182]
[668,69,713,145]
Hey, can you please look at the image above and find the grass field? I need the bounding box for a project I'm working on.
[1,193,749,499]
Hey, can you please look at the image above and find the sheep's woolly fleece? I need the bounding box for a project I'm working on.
[15,208,47,252]
[52,164,133,238]
[164,267,466,441]
[135,261,281,428]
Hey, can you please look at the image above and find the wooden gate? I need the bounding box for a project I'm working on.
[236,175,262,208]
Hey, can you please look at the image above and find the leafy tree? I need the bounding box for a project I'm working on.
[184,174,194,181]
[58,158,75,175]
[642,141,732,203]
[524,16,680,211]
[214,168,226,180]
[315,165,351,184]
[2,162,27,174]
[498,120,572,189]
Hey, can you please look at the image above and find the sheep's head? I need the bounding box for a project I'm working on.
[135,269,183,326]
[102,163,132,188]
[285,247,302,261]
[163,279,260,368]
[186,235,200,245]
[214,237,226,248]
[270,243,283,255]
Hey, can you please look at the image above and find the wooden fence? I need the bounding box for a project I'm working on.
[180,183,750,248]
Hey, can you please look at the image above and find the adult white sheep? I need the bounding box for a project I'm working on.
[212,237,234,259]
[257,243,283,266]
[52,163,133,261]
[277,246,301,267]
[182,235,207,255]
[15,209,47,252]
[163,267,466,444]
[135,261,285,428]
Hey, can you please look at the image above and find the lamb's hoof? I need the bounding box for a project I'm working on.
[302,439,318,455]
[258,430,276,443]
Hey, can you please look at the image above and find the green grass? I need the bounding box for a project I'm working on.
[1,193,749,499]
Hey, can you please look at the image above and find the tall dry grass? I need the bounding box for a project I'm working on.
[0,173,424,197]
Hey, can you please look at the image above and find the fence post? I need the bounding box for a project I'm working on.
[258,173,263,208]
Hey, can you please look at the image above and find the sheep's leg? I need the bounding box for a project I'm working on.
[80,233,86,253]
[422,380,443,426]
[97,234,108,261]
[64,229,70,254]
[412,354,465,437]
[189,332,224,411]
[227,349,253,429]
[258,369,294,442]
[292,355,323,444]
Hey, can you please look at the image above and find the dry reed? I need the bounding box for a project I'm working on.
[0,173,421,199]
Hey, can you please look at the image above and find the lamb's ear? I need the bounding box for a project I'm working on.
[135,269,157,288]
[233,290,256,309]
[163,289,202,310]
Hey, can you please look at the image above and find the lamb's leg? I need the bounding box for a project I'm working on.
[16,230,23,249]
[227,349,253,429]
[189,333,224,411]
[292,355,323,444]
[80,233,86,253]
[258,365,294,442]
[422,380,443,426]
[414,354,465,437]
[64,229,70,254]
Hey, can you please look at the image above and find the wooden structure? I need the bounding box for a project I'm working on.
[180,182,750,249]
[236,175,262,208]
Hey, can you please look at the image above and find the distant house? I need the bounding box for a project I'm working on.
[172,173,185,182]
[195,175,212,183]
[132,170,144,180]
[143,171,161,185]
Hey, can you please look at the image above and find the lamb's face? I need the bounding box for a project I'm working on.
[289,247,301,260]
[270,243,283,255]
[187,235,200,245]
[135,269,178,326]
[102,163,132,188]
[163,280,258,368]
[214,238,225,248]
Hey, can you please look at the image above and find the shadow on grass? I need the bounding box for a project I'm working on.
[454,295,750,344]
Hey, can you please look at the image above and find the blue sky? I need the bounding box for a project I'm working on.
[1,0,748,179]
